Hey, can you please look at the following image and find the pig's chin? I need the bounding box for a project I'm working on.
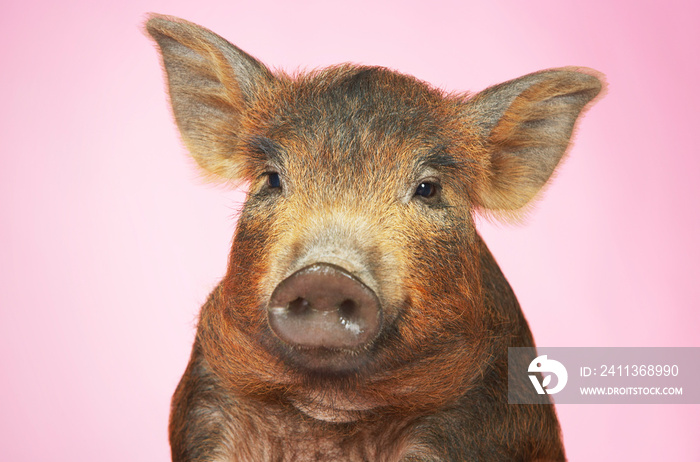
[288,391,378,423]
[275,346,383,423]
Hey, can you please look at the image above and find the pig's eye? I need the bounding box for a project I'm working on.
[414,181,439,199]
[266,172,282,189]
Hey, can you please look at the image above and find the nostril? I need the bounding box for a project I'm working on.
[338,299,357,320]
[288,297,311,315]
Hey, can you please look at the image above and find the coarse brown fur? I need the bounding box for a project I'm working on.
[145,13,604,461]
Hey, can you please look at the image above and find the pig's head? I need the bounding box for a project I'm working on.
[147,15,602,422]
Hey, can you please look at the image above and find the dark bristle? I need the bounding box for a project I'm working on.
[249,135,284,163]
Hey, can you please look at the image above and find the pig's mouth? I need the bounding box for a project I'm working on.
[266,263,383,371]
[272,342,378,373]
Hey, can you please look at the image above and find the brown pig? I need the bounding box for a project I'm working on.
[146,13,603,462]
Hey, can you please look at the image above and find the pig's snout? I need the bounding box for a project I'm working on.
[267,263,382,350]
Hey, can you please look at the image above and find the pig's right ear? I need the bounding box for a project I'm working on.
[464,68,603,212]
[145,14,275,180]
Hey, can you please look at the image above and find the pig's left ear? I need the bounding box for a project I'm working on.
[464,68,604,211]
[145,14,275,180]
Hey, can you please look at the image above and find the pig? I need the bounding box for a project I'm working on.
[146,13,603,462]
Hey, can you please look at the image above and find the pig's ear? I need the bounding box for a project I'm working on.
[145,14,275,180]
[465,68,603,211]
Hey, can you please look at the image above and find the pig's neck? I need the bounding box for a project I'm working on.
[239,397,419,461]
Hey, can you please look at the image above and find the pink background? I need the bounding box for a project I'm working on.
[1,1,698,460]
